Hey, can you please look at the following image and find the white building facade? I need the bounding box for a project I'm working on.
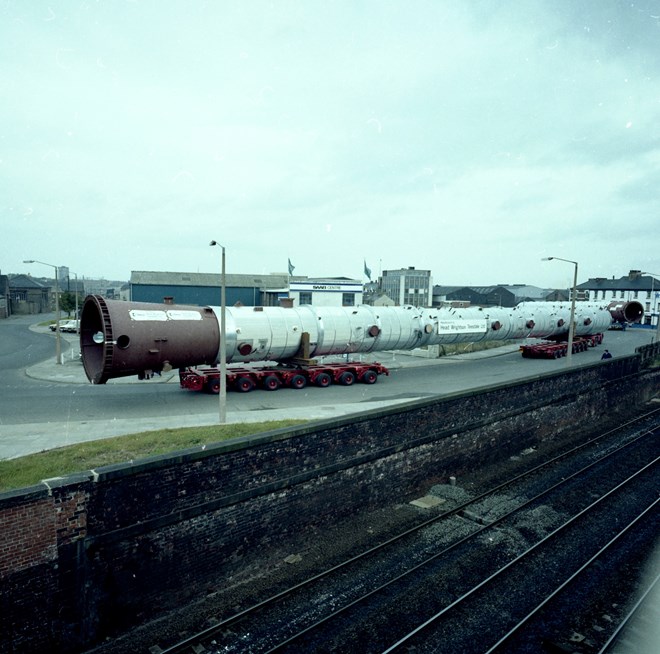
[288,278,363,307]
[578,271,660,328]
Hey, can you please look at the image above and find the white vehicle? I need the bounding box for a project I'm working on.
[48,319,70,332]
[60,320,80,333]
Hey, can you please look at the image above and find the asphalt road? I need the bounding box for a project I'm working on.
[0,313,654,459]
[0,313,54,381]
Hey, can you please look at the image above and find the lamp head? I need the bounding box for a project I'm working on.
[23,259,35,263]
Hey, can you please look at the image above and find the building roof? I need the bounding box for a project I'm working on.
[501,285,550,301]
[433,285,466,295]
[8,274,50,289]
[434,283,553,302]
[372,293,395,306]
[291,277,361,285]
[467,286,510,295]
[130,270,289,289]
[577,272,660,291]
[383,267,431,275]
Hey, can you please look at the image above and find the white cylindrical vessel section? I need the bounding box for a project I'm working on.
[211,302,616,364]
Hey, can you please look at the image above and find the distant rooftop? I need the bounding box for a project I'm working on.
[131,270,290,289]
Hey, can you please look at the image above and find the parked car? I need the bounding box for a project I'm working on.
[60,320,80,333]
[48,319,70,332]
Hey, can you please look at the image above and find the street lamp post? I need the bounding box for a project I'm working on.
[23,259,62,365]
[209,241,227,424]
[64,271,81,361]
[543,256,578,364]
[73,272,79,323]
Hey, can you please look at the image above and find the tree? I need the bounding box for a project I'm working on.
[59,291,80,317]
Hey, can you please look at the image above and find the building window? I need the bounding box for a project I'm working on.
[299,292,312,304]
[634,290,638,299]
[620,290,625,298]
[342,293,355,306]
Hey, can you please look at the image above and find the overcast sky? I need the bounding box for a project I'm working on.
[2,0,659,290]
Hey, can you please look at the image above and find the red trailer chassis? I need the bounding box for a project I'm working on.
[519,333,604,359]
[179,361,390,393]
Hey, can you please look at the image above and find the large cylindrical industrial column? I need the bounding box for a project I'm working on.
[80,295,220,384]
[79,295,643,384]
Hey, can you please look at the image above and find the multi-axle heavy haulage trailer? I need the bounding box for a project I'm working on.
[78,296,644,391]
[519,332,604,359]
[181,330,606,392]
[179,361,390,393]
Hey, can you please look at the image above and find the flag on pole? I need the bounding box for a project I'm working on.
[288,258,295,276]
[364,259,372,281]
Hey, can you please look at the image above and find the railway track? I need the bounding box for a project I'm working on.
[383,460,658,653]
[598,570,660,653]
[156,409,659,654]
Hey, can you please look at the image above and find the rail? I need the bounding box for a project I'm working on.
[157,410,659,653]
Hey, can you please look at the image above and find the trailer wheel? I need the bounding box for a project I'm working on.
[290,374,307,389]
[235,376,255,393]
[315,372,332,388]
[208,378,220,394]
[362,370,378,384]
[187,376,204,391]
[263,375,281,391]
[338,371,355,386]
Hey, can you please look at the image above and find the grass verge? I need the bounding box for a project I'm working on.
[0,420,306,493]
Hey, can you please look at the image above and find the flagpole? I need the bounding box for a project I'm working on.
[287,258,295,300]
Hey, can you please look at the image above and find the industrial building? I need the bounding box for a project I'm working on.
[6,275,52,315]
[380,267,433,306]
[433,284,558,308]
[128,271,363,308]
[129,271,289,307]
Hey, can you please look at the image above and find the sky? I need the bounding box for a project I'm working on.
[2,0,660,290]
